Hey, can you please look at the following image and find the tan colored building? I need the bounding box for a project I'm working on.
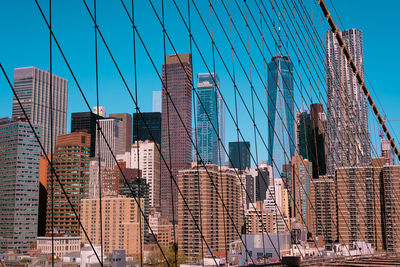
[245,201,276,234]
[335,158,384,251]
[177,164,242,260]
[46,132,91,236]
[309,176,337,243]
[80,195,144,258]
[37,236,81,258]
[149,211,173,248]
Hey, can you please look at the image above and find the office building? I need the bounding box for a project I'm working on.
[95,118,124,169]
[229,141,251,170]
[93,106,106,117]
[132,112,161,145]
[12,67,68,155]
[71,112,103,157]
[326,29,371,174]
[37,236,81,258]
[196,73,225,165]
[46,132,91,236]
[267,56,295,178]
[296,103,327,178]
[244,163,273,208]
[119,140,161,208]
[161,53,192,222]
[177,164,242,259]
[109,113,132,153]
[0,117,41,253]
[81,195,144,258]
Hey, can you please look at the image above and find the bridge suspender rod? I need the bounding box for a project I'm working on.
[317,0,400,162]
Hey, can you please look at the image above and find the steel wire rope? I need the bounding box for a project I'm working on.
[49,0,54,265]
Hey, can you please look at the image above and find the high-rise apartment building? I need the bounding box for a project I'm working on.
[71,112,103,157]
[161,53,192,222]
[12,67,68,155]
[196,73,225,165]
[0,117,41,253]
[326,29,371,174]
[267,56,295,178]
[245,201,277,234]
[45,132,91,236]
[287,155,313,232]
[81,195,144,258]
[229,141,251,170]
[132,112,161,145]
[296,103,327,179]
[119,141,160,208]
[95,118,124,169]
[177,164,242,259]
[109,113,132,153]
[309,176,337,243]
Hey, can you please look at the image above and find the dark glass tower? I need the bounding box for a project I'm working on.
[132,112,161,145]
[71,112,103,157]
[267,56,295,178]
[229,141,250,170]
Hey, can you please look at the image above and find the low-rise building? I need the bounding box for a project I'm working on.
[37,236,81,258]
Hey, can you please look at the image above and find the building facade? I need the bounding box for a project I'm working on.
[71,112,103,157]
[0,117,41,253]
[325,29,371,174]
[45,132,91,236]
[80,195,144,258]
[228,141,251,170]
[109,113,132,153]
[267,56,295,178]
[12,67,68,155]
[37,236,81,258]
[196,73,225,165]
[132,112,161,145]
[161,53,193,222]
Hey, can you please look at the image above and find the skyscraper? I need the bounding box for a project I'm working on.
[267,56,295,178]
[326,29,371,174]
[296,103,327,179]
[71,112,103,157]
[45,132,91,236]
[109,113,132,153]
[12,67,68,155]
[152,91,162,113]
[0,117,41,253]
[161,53,192,222]
[132,112,161,145]
[229,141,250,170]
[196,73,225,165]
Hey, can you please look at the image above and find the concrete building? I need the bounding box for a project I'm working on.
[80,195,144,258]
[37,236,81,258]
[88,159,106,199]
[245,201,276,234]
[119,140,161,208]
[0,117,41,253]
[161,53,193,222]
[244,163,273,209]
[149,211,173,248]
[46,132,91,236]
[95,118,124,169]
[12,67,68,155]
[109,113,132,153]
[177,164,242,259]
[326,29,371,175]
[309,176,337,243]
[93,106,106,117]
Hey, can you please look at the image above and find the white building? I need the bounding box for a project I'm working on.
[93,105,106,117]
[37,236,81,258]
[118,140,160,207]
[96,118,124,169]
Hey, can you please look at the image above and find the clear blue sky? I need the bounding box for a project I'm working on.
[0,0,398,164]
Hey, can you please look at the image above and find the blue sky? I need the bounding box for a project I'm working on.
[0,0,399,165]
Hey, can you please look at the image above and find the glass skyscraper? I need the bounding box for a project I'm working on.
[0,117,41,253]
[196,73,225,165]
[267,56,295,178]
